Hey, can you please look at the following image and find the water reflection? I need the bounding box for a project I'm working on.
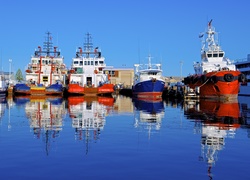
[0,97,7,123]
[133,98,165,138]
[238,96,250,132]
[184,99,242,179]
[67,96,114,154]
[13,96,67,155]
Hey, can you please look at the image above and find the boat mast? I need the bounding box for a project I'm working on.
[44,32,53,56]
[84,32,93,58]
[202,19,220,52]
[148,54,152,69]
[34,31,60,58]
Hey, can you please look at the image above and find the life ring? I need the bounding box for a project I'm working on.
[94,70,98,74]
[69,69,75,74]
[224,73,234,82]
[26,69,32,73]
[108,74,111,80]
[238,73,246,82]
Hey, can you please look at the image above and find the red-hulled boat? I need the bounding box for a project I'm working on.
[183,20,246,100]
[66,32,114,96]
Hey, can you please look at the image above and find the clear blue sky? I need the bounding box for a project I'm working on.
[0,0,249,77]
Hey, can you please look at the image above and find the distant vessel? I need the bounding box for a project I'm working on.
[132,55,165,100]
[183,20,245,100]
[0,74,8,96]
[13,32,67,96]
[234,54,250,96]
[67,33,114,96]
[0,97,7,122]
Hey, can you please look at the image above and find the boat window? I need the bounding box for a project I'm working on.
[91,61,94,65]
[109,71,115,75]
[42,60,45,64]
[84,61,87,65]
[213,54,218,57]
[80,61,83,65]
[86,103,92,110]
[99,61,104,65]
[42,76,48,82]
[219,53,224,57]
[148,72,157,75]
[74,61,78,65]
[95,61,98,65]
[207,54,212,58]
[88,61,90,65]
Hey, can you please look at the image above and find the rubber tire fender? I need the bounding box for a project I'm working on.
[211,76,218,83]
[238,73,246,82]
[224,73,234,82]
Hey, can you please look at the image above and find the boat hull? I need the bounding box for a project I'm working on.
[184,71,242,100]
[238,83,250,96]
[67,83,114,96]
[132,80,165,100]
[13,83,64,96]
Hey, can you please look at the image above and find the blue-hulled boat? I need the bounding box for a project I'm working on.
[132,55,165,101]
[13,31,67,96]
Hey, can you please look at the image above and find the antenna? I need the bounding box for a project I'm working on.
[137,38,140,64]
[180,61,183,81]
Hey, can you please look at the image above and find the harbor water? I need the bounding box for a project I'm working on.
[0,95,249,180]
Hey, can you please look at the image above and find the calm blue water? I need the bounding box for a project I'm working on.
[0,95,249,180]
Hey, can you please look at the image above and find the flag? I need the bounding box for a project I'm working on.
[199,33,204,38]
[208,19,213,27]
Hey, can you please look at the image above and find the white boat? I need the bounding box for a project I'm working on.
[67,33,114,96]
[13,31,67,96]
[235,54,250,96]
[0,74,8,96]
[132,55,165,100]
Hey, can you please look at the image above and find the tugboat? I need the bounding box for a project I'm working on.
[13,32,67,96]
[183,20,246,100]
[132,55,165,101]
[66,33,114,96]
